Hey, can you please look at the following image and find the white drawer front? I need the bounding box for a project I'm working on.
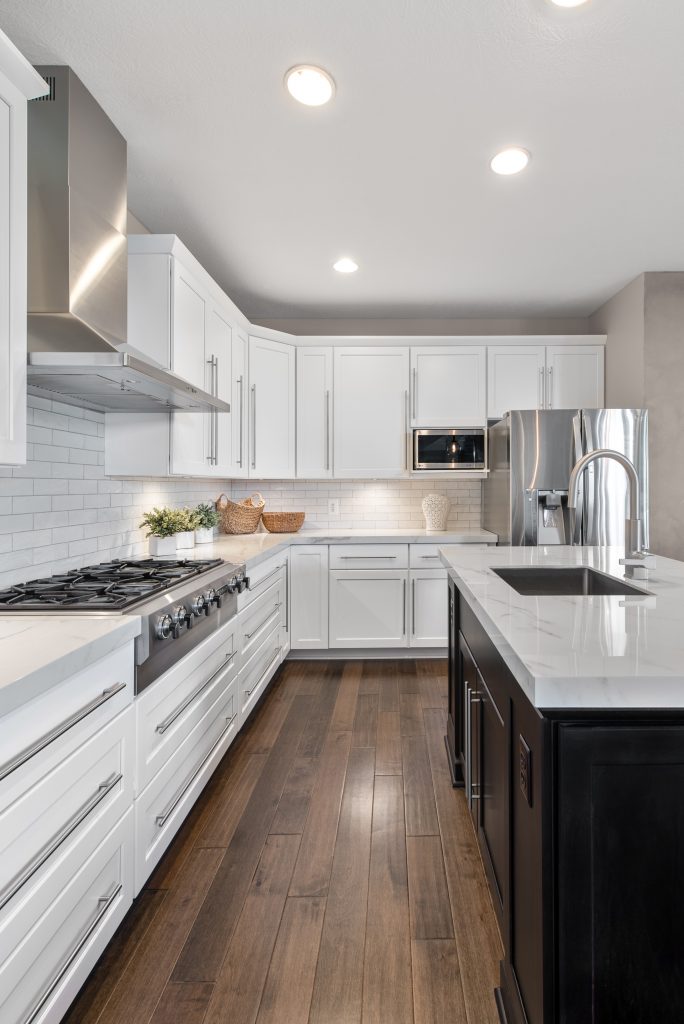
[329,544,408,569]
[238,552,287,611]
[0,706,134,922]
[0,808,133,1024]
[409,543,446,568]
[136,618,238,793]
[0,644,133,817]
[238,622,282,722]
[135,680,238,892]
[239,578,284,663]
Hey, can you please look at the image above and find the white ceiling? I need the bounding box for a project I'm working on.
[2,0,683,319]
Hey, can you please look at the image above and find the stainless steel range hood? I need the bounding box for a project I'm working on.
[26,66,228,414]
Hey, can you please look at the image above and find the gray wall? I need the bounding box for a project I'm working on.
[589,276,645,408]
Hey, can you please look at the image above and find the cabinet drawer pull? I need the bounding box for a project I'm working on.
[155,713,237,828]
[244,605,281,641]
[0,683,127,783]
[22,881,123,1024]
[245,647,281,698]
[338,555,397,560]
[0,772,123,913]
[155,652,236,735]
[411,578,415,635]
[249,564,284,591]
[419,554,439,559]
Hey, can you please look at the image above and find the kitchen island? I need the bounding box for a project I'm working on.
[440,544,684,1024]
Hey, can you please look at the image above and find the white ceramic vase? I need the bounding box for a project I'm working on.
[175,530,195,550]
[421,493,450,532]
[194,526,214,545]
[148,535,177,557]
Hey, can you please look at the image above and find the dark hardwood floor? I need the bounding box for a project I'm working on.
[64,659,502,1024]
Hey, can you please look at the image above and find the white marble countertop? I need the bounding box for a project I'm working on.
[0,615,141,716]
[439,544,684,710]
[183,527,497,571]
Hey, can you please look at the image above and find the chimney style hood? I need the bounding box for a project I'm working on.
[26,66,229,415]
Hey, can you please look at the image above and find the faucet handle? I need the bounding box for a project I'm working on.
[620,552,656,580]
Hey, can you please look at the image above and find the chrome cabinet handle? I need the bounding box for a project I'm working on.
[156,714,237,827]
[245,647,281,697]
[22,882,123,1024]
[237,375,244,467]
[547,366,553,408]
[419,554,439,559]
[0,683,127,783]
[155,652,236,735]
[251,384,256,469]
[214,355,219,466]
[244,605,281,640]
[0,771,122,913]
[412,368,417,420]
[402,578,407,636]
[250,564,285,591]
[338,554,397,560]
[325,389,330,472]
[411,578,416,635]
[206,356,217,465]
[404,390,409,470]
[539,366,545,408]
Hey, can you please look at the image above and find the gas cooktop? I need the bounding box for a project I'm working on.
[0,558,224,611]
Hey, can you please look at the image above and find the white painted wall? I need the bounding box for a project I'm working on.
[589,276,645,408]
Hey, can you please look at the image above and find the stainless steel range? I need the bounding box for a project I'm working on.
[0,558,249,693]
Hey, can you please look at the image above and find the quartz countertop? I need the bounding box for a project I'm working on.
[439,544,684,710]
[183,527,497,572]
[0,615,141,716]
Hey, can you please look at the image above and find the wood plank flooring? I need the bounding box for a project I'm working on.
[64,659,502,1024]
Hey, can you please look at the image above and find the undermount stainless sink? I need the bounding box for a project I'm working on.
[492,566,652,597]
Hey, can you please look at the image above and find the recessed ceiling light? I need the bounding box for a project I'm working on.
[285,65,335,106]
[490,147,530,175]
[333,257,358,274]
[549,0,590,6]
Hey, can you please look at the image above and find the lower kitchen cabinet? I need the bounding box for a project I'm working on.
[409,569,447,647]
[329,569,408,648]
[290,544,329,649]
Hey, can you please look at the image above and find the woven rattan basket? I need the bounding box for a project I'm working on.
[261,512,306,534]
[216,492,265,535]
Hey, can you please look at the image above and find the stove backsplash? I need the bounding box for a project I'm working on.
[0,396,482,590]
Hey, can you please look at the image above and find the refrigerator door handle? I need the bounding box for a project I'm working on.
[571,413,584,543]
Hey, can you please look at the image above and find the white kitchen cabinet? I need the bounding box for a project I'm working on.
[487,346,546,420]
[409,569,448,647]
[290,545,329,649]
[329,569,408,648]
[249,335,296,479]
[334,347,410,478]
[297,347,333,478]
[0,37,48,465]
[546,344,604,410]
[411,347,486,427]
[231,327,249,477]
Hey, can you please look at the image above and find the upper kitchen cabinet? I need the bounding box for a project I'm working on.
[487,346,546,421]
[297,347,333,478]
[487,341,605,419]
[410,346,486,427]
[546,344,604,410]
[248,335,295,479]
[334,347,410,478]
[0,34,48,465]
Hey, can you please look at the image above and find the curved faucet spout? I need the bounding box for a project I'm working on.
[567,448,644,561]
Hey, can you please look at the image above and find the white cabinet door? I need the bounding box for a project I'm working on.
[409,570,448,648]
[169,260,210,476]
[290,545,329,649]
[0,61,42,465]
[411,347,487,426]
[334,348,410,478]
[297,347,333,478]
[546,345,604,410]
[329,570,408,648]
[206,300,232,476]
[231,328,249,478]
[487,346,546,419]
[248,336,296,479]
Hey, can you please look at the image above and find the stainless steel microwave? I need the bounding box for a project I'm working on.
[413,428,487,471]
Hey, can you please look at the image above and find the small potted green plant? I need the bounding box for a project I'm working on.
[140,506,183,557]
[194,502,219,544]
[175,507,199,550]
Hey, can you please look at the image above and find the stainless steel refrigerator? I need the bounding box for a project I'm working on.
[483,409,649,547]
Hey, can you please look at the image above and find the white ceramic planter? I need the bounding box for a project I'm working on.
[176,530,195,550]
[148,535,177,557]
[194,526,214,545]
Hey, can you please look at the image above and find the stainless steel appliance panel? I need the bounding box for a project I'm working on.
[580,409,649,549]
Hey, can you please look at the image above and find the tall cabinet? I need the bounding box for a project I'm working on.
[0,35,48,465]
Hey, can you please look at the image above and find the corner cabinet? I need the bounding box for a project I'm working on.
[0,35,48,465]
[248,335,295,479]
[333,347,410,478]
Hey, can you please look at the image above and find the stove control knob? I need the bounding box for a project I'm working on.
[224,578,238,594]
[190,594,206,616]
[171,605,189,638]
[155,613,173,640]
[203,588,217,608]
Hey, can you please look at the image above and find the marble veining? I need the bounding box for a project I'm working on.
[439,544,684,709]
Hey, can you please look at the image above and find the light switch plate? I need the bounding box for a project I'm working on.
[328,498,340,517]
